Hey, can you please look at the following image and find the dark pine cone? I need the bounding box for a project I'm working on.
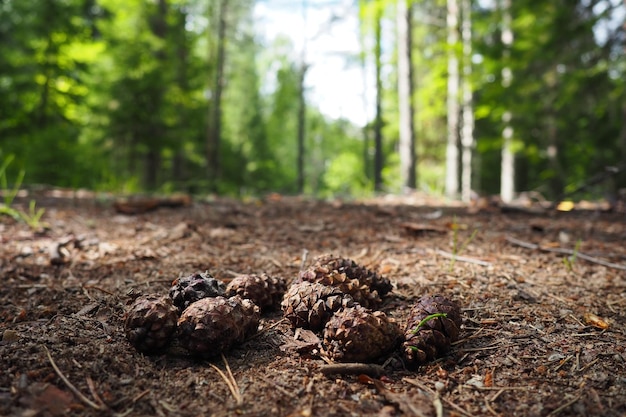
[402,294,462,367]
[300,254,393,297]
[282,281,355,331]
[169,271,226,313]
[124,294,178,353]
[322,305,403,363]
[225,273,286,312]
[177,296,260,357]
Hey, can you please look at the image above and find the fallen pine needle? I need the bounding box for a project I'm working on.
[210,354,243,406]
[403,377,478,417]
[434,249,492,267]
[43,345,104,410]
[547,393,582,416]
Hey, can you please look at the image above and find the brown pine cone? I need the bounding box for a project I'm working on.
[300,254,393,297]
[322,305,403,362]
[169,271,226,313]
[124,294,178,352]
[402,294,462,367]
[299,268,382,309]
[225,273,286,312]
[177,296,260,357]
[281,281,355,331]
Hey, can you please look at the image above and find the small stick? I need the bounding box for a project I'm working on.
[43,345,104,410]
[319,363,386,378]
[505,236,626,270]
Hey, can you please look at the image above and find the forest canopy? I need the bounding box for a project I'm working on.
[1,0,624,201]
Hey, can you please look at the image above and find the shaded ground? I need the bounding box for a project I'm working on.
[1,192,625,417]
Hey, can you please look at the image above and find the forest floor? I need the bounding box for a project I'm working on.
[1,191,625,417]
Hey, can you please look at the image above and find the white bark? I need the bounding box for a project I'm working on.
[460,0,474,203]
[445,0,460,199]
[500,0,514,203]
[397,0,416,190]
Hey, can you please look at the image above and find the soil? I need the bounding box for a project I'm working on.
[1,192,625,417]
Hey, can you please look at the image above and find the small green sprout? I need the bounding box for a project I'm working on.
[563,239,582,271]
[411,312,448,334]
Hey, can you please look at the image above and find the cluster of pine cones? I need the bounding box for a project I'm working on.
[281,254,463,367]
[124,254,463,367]
[124,271,286,358]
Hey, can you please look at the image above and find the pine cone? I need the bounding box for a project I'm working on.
[301,254,393,296]
[402,294,462,367]
[282,281,355,331]
[124,294,178,352]
[177,296,260,357]
[299,268,382,309]
[169,271,226,313]
[322,305,403,362]
[225,273,286,312]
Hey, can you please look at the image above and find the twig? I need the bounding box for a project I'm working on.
[319,363,386,378]
[403,378,479,417]
[546,393,582,416]
[210,354,243,406]
[43,345,104,410]
[435,249,492,267]
[505,236,626,270]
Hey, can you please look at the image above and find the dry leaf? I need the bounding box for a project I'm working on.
[583,312,609,330]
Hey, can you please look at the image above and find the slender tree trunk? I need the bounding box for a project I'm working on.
[207,0,227,190]
[297,63,307,193]
[397,0,417,191]
[173,7,190,187]
[500,0,514,203]
[373,6,384,192]
[144,0,168,190]
[460,0,474,203]
[445,0,460,199]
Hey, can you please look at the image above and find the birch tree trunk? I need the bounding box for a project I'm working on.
[397,0,416,191]
[445,0,460,199]
[373,5,384,192]
[500,0,514,203]
[297,63,307,193]
[460,0,474,203]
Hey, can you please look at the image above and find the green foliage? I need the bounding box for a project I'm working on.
[0,0,624,200]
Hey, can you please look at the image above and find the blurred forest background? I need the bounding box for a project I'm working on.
[0,0,625,202]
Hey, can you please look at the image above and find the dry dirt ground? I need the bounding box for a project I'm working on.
[1,192,625,417]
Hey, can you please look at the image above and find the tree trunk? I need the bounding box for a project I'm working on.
[460,0,474,203]
[144,0,168,190]
[397,0,417,191]
[296,63,307,194]
[500,0,514,203]
[206,0,228,190]
[445,0,460,199]
[373,6,384,192]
